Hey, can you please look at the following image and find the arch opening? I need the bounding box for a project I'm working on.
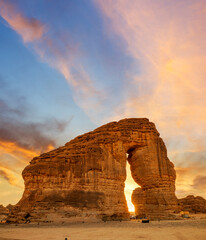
[124,153,140,213]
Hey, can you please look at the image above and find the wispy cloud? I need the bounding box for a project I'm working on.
[37,37,105,118]
[192,175,206,190]
[0,0,45,42]
[95,0,206,141]
[96,0,206,198]
[96,0,206,135]
[0,167,23,189]
[0,96,68,154]
[0,0,106,120]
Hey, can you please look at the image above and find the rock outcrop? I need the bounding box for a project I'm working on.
[178,195,206,213]
[0,205,9,222]
[7,118,178,222]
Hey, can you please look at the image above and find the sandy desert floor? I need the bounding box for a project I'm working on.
[0,215,206,240]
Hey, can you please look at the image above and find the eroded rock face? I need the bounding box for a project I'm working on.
[8,118,178,222]
[178,195,206,213]
[131,136,178,219]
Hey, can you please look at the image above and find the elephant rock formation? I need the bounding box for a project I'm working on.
[8,118,178,223]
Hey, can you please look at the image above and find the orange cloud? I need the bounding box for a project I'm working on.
[0,140,54,198]
[96,0,206,143]
[0,140,39,160]
[175,152,206,199]
[0,140,54,171]
[175,167,206,199]
[0,166,23,189]
[0,0,45,42]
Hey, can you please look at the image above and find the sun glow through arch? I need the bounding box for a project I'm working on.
[124,156,140,212]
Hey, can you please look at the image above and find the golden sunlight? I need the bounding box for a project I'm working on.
[124,161,140,212]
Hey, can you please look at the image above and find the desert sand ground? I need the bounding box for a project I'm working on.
[0,215,206,240]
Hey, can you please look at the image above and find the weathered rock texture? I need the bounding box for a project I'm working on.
[178,195,206,213]
[8,118,178,222]
[0,205,9,222]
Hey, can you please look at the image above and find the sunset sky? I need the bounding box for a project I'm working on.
[0,0,206,212]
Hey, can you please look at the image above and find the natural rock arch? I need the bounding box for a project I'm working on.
[8,118,178,222]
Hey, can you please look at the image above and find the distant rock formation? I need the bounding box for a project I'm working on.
[7,118,178,223]
[0,205,9,222]
[178,195,206,213]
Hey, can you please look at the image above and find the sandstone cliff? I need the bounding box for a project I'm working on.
[7,118,178,223]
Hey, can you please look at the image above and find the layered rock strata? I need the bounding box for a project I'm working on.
[178,195,206,213]
[7,118,178,222]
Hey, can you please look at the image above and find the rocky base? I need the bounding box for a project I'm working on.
[0,205,12,223]
[132,187,178,220]
[6,206,129,224]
